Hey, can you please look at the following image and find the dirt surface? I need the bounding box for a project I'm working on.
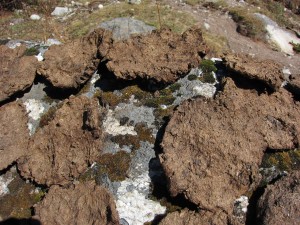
[159,209,229,225]
[257,170,300,225]
[0,45,37,103]
[0,101,29,171]
[223,53,285,91]
[37,28,113,89]
[17,95,103,186]
[160,77,300,217]
[102,27,208,84]
[164,0,300,74]
[34,181,119,225]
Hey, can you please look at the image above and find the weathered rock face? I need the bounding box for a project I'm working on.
[0,101,30,171]
[102,27,208,84]
[160,78,300,216]
[257,171,300,225]
[17,95,103,186]
[223,53,284,91]
[37,29,113,89]
[34,182,119,225]
[0,45,37,103]
[159,209,229,225]
[99,17,155,40]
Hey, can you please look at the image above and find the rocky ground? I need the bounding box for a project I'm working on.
[0,0,300,225]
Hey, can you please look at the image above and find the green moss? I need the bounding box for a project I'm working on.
[97,151,131,181]
[111,123,155,151]
[198,60,217,83]
[199,72,216,84]
[121,85,152,101]
[112,134,141,151]
[144,95,175,108]
[154,105,175,120]
[134,123,155,144]
[199,59,217,74]
[97,91,122,108]
[0,175,46,220]
[261,149,300,171]
[23,47,39,56]
[188,74,198,81]
[169,83,181,92]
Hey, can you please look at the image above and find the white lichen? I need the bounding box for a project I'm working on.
[116,173,166,225]
[103,110,137,136]
[24,99,45,120]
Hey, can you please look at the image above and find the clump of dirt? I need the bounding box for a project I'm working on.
[0,45,37,103]
[257,170,300,225]
[223,53,285,91]
[33,181,119,225]
[17,95,104,186]
[101,27,208,84]
[160,77,300,220]
[37,28,113,90]
[0,101,30,171]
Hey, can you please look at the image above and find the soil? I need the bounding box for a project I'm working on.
[160,77,300,218]
[34,181,119,225]
[17,95,104,186]
[0,45,37,103]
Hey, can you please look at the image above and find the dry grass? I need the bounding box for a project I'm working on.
[0,1,196,41]
[229,7,266,40]
[203,31,229,56]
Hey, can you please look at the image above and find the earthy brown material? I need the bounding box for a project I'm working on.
[17,95,103,186]
[257,171,300,225]
[160,78,300,215]
[159,209,229,225]
[34,181,119,225]
[0,101,29,170]
[37,29,113,89]
[102,27,208,83]
[223,53,284,91]
[287,74,300,96]
[0,45,37,103]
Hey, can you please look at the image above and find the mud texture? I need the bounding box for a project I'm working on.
[223,53,284,91]
[102,27,208,84]
[34,181,119,225]
[160,78,300,219]
[17,95,103,186]
[37,29,113,89]
[0,101,29,171]
[159,209,229,225]
[257,171,300,225]
[0,45,37,103]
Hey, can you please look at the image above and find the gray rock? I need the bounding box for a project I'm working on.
[51,7,72,16]
[99,17,155,40]
[127,0,142,4]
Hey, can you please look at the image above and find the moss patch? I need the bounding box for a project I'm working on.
[23,46,39,56]
[188,74,198,81]
[229,7,266,40]
[0,175,46,220]
[97,151,131,181]
[261,149,300,171]
[111,123,155,151]
[169,83,181,92]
